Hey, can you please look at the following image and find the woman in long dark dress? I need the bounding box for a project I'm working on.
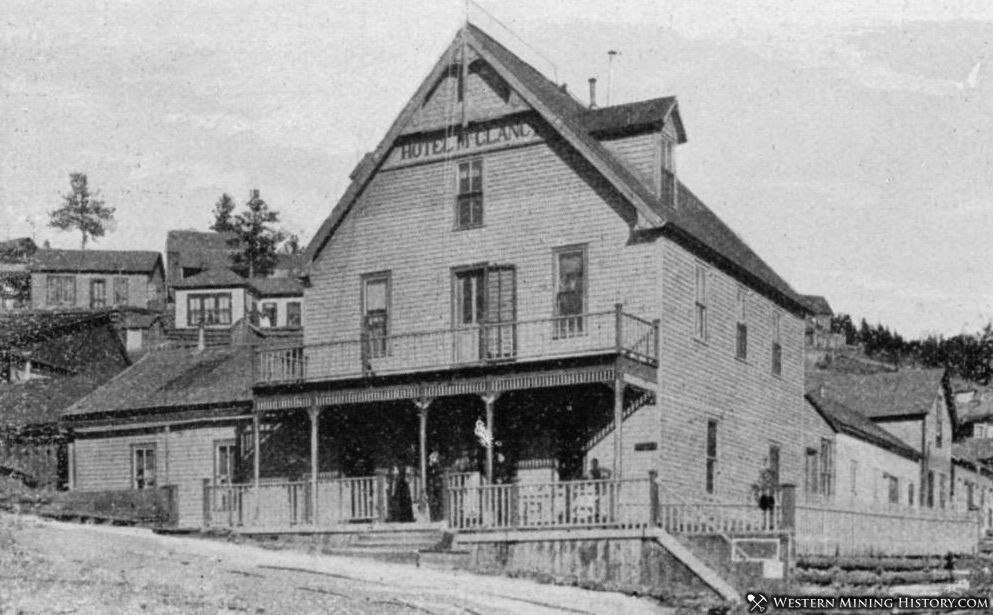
[389,465,414,522]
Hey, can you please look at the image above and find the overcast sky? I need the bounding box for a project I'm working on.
[2,0,992,338]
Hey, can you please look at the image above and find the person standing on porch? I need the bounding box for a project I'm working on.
[427,450,444,522]
[388,464,414,522]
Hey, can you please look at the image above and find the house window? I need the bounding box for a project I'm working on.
[260,302,277,327]
[768,444,780,486]
[735,287,748,360]
[939,473,947,509]
[771,311,783,376]
[214,440,236,485]
[187,293,233,326]
[114,277,129,305]
[927,470,935,507]
[46,275,76,307]
[705,420,718,494]
[804,448,819,495]
[850,460,858,495]
[287,301,302,327]
[883,473,899,504]
[908,482,915,507]
[694,264,708,341]
[936,409,943,448]
[362,272,390,358]
[456,159,483,229]
[132,444,156,489]
[819,438,834,497]
[89,279,106,308]
[554,246,587,338]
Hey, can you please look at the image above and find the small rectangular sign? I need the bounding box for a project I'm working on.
[384,118,540,168]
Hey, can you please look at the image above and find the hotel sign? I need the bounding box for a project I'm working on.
[384,119,541,168]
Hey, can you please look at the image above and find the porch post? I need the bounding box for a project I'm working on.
[253,412,261,522]
[308,405,321,524]
[613,375,624,478]
[414,397,433,512]
[481,392,499,483]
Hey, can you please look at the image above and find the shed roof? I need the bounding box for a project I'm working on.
[805,368,948,420]
[30,249,161,274]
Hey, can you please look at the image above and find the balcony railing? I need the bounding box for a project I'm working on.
[255,305,658,386]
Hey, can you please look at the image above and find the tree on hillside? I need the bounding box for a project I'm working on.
[210,193,237,233]
[280,233,302,255]
[48,173,116,249]
[211,189,285,277]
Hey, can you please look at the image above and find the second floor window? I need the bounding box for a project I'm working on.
[287,301,302,327]
[114,277,129,305]
[819,438,835,497]
[46,275,75,307]
[362,272,390,358]
[90,279,106,308]
[694,264,708,341]
[260,302,277,327]
[771,310,783,376]
[554,245,586,338]
[132,444,156,489]
[456,159,483,229]
[705,420,718,494]
[188,293,232,326]
[735,287,748,360]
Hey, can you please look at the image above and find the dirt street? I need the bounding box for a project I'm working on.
[0,513,669,614]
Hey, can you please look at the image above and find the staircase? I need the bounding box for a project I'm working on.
[321,527,447,564]
[584,390,655,452]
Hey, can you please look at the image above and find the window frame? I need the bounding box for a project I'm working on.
[694,263,708,342]
[131,442,157,490]
[455,158,484,230]
[771,310,783,376]
[214,439,237,485]
[186,292,233,327]
[804,447,819,495]
[46,275,76,307]
[735,286,748,360]
[552,244,588,338]
[113,277,129,305]
[89,278,107,308]
[705,419,718,494]
[361,271,392,358]
[819,438,834,497]
[260,301,278,327]
[286,301,302,327]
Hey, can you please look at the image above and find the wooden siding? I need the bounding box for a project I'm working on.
[31,271,159,310]
[656,238,828,503]
[74,423,240,527]
[833,432,918,508]
[600,132,657,195]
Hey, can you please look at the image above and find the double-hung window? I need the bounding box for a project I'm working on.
[819,438,834,497]
[89,279,107,308]
[132,444,156,489]
[187,293,232,327]
[456,159,483,229]
[884,473,899,504]
[804,448,819,495]
[735,286,748,360]
[771,310,783,376]
[214,440,236,485]
[554,245,587,338]
[260,302,277,327]
[694,264,708,341]
[114,277,129,305]
[362,272,391,358]
[287,301,302,327]
[46,275,76,307]
[705,420,718,494]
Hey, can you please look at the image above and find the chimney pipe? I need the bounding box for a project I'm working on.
[588,78,597,109]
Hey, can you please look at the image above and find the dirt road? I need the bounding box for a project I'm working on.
[0,513,670,614]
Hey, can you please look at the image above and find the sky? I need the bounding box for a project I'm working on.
[2,0,992,338]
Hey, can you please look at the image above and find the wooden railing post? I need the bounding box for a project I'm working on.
[652,318,660,362]
[510,480,520,528]
[648,470,659,527]
[441,472,451,526]
[202,478,211,527]
[614,303,624,352]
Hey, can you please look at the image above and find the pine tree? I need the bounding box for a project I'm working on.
[48,173,116,249]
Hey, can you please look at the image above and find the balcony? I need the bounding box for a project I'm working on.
[255,306,658,386]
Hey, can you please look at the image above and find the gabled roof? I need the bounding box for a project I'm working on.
[302,23,806,315]
[251,277,303,297]
[801,295,833,316]
[30,249,162,274]
[171,268,251,289]
[805,389,920,461]
[166,230,236,252]
[583,97,683,139]
[805,368,949,420]
[63,345,254,418]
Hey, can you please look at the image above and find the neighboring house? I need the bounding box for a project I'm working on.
[61,344,255,527]
[801,293,845,354]
[0,309,132,488]
[29,249,165,311]
[171,268,303,331]
[0,237,37,312]
[165,229,303,292]
[806,388,922,508]
[950,447,993,530]
[806,368,955,510]
[250,22,825,520]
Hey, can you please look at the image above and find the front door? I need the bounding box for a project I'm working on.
[454,266,516,362]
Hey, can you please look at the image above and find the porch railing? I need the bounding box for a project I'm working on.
[255,306,659,385]
[447,477,652,531]
[658,503,781,535]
